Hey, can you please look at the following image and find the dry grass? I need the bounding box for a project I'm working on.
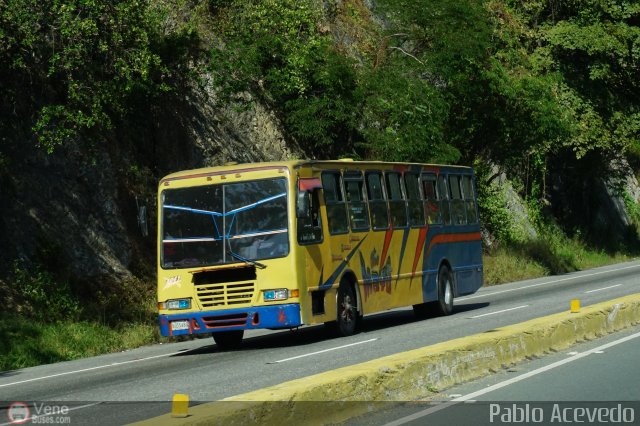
[483,236,634,286]
[483,248,548,286]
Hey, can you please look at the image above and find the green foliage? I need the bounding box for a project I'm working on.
[623,191,640,224]
[483,216,632,286]
[0,0,200,153]
[209,0,361,154]
[208,0,320,95]
[475,0,640,239]
[372,0,495,163]
[208,0,492,161]
[477,178,521,245]
[531,13,640,161]
[12,262,81,322]
[357,66,454,163]
[1,0,640,370]
[281,47,359,149]
[0,317,159,370]
[505,0,640,160]
[375,0,494,71]
[87,276,156,325]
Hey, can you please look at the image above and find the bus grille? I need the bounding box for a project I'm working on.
[202,313,248,328]
[196,282,255,308]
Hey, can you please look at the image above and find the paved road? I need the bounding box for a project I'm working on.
[348,324,640,426]
[1,260,640,425]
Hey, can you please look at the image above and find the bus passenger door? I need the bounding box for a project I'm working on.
[296,177,327,324]
[319,171,351,319]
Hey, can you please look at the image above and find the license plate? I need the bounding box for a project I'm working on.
[171,320,190,331]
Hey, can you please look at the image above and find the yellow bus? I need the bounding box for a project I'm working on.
[157,160,483,347]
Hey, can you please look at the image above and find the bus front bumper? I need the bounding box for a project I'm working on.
[158,303,302,337]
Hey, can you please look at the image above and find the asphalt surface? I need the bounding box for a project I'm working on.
[1,260,640,425]
[347,324,640,426]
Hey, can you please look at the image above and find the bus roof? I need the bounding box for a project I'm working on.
[160,159,473,183]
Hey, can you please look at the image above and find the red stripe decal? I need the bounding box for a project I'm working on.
[412,227,429,278]
[379,228,394,269]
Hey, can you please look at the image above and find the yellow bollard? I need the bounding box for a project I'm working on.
[570,299,581,313]
[172,393,189,418]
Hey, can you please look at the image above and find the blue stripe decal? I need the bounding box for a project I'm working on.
[319,236,368,290]
[164,192,285,218]
[164,204,223,217]
[317,268,324,288]
[225,193,286,215]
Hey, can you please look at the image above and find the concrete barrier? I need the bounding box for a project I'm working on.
[134,293,640,426]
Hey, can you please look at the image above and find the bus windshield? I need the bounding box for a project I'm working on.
[161,178,289,269]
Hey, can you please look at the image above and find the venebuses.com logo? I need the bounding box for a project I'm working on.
[5,402,72,424]
[7,402,30,424]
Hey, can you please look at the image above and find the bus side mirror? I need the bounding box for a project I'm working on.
[296,191,310,219]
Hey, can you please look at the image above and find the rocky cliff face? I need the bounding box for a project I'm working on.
[0,140,131,281]
[0,86,303,290]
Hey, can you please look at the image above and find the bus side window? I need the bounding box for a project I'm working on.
[321,172,349,235]
[462,175,478,224]
[438,174,451,225]
[385,172,407,228]
[422,173,441,224]
[344,172,370,231]
[366,172,389,230]
[297,189,323,244]
[449,174,466,225]
[404,172,425,227]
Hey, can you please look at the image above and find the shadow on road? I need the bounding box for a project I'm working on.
[171,301,490,356]
[453,302,491,314]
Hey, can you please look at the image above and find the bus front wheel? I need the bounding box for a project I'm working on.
[336,282,358,337]
[213,330,244,349]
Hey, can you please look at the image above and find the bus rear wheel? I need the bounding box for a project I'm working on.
[413,266,454,319]
[213,330,244,349]
[434,266,454,316]
[336,282,358,337]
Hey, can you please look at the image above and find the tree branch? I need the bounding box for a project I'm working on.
[388,46,424,65]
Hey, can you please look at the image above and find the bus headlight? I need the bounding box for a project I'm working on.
[263,289,288,301]
[263,289,299,301]
[161,299,191,310]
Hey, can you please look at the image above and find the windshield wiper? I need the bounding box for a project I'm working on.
[227,248,267,269]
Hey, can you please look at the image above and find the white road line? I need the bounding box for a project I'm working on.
[268,338,378,364]
[585,284,622,294]
[0,402,101,426]
[384,330,640,426]
[0,352,180,389]
[468,305,528,319]
[457,263,640,302]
